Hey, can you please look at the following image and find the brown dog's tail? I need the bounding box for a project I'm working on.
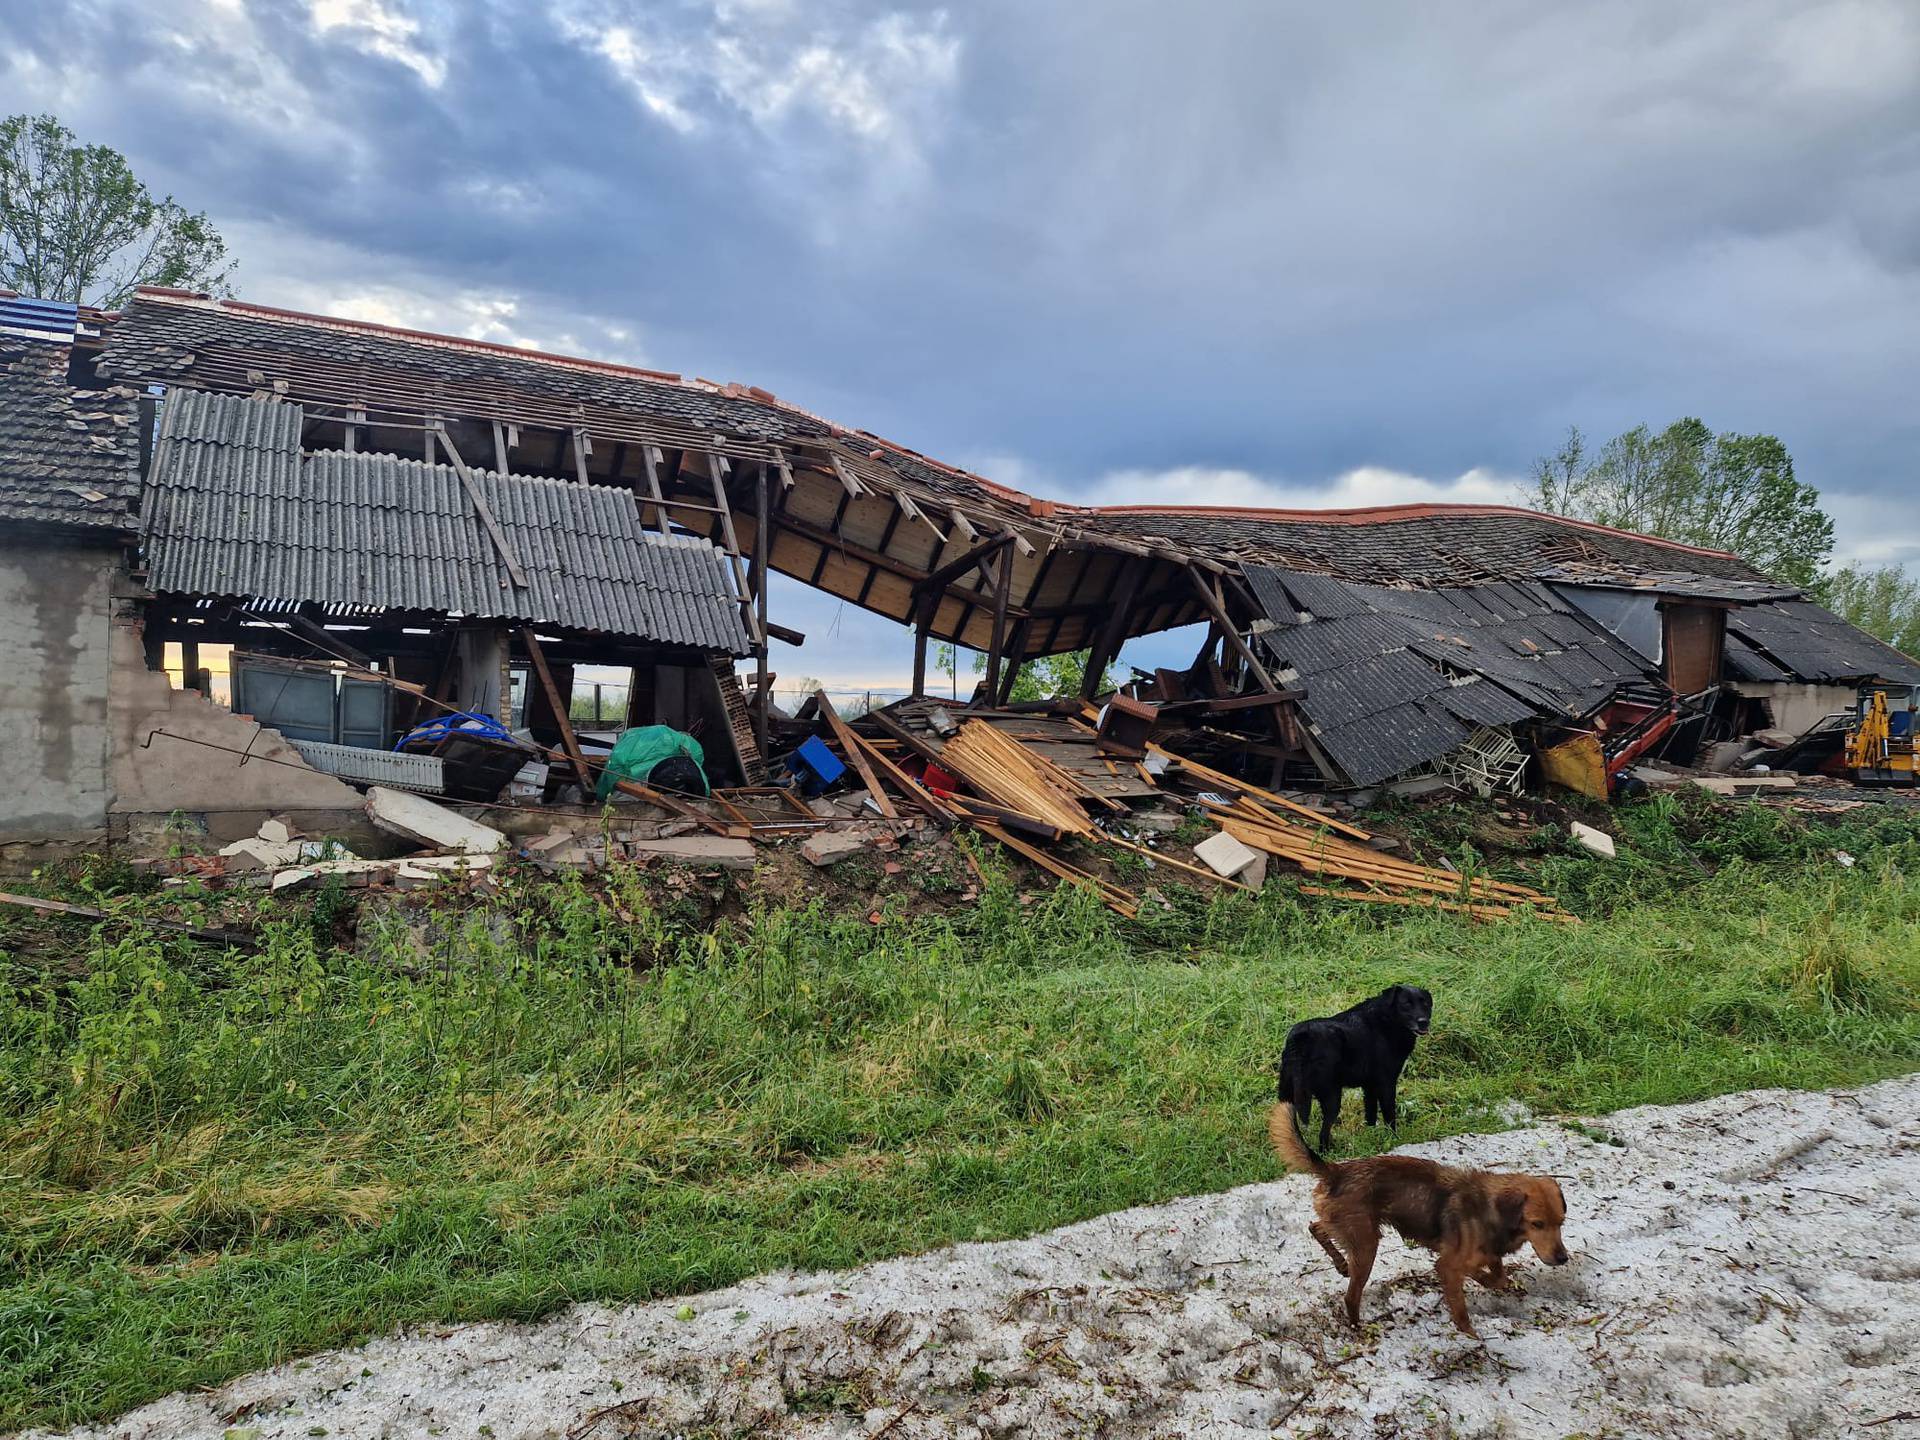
[1269,1102,1333,1179]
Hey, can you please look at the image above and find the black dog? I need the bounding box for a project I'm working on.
[1277,984,1432,1151]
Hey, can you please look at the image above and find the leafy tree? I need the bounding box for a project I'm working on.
[1,113,231,308]
[1525,419,1834,589]
[974,646,1112,703]
[930,642,962,699]
[1818,563,1920,657]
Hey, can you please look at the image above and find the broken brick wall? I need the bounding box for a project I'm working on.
[106,589,362,837]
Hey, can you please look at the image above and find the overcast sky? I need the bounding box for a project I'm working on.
[6,0,1917,691]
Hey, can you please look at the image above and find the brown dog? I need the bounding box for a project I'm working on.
[1269,1102,1568,1336]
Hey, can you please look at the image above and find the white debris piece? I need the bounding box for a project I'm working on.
[365,786,507,854]
[1694,774,1797,796]
[1568,821,1616,858]
[800,830,871,867]
[1192,829,1263,880]
[395,855,497,889]
[218,837,297,870]
[629,836,756,870]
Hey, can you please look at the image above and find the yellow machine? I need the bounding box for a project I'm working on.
[1843,684,1919,786]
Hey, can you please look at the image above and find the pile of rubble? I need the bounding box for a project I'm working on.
[88,690,1574,925]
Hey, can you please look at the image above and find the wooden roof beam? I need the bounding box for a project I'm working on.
[434,422,530,589]
[912,529,1017,598]
[773,513,1027,618]
[1184,562,1282,695]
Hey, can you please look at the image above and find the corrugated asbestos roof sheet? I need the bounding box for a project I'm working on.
[1724,599,1920,686]
[0,339,142,532]
[1315,701,1473,789]
[142,390,751,653]
[1533,563,1800,603]
[1083,508,1767,585]
[1245,561,1662,787]
[1435,678,1541,729]
[1723,632,1795,684]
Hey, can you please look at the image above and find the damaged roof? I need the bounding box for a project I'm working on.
[98,292,1771,578]
[100,290,812,446]
[142,389,751,652]
[1246,562,1660,786]
[1079,505,1766,586]
[0,329,143,534]
[1725,598,1920,687]
[1531,562,1800,603]
[88,288,1918,696]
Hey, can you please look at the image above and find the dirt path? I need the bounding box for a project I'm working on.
[32,1076,1920,1440]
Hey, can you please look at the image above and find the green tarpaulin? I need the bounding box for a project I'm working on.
[595,725,709,801]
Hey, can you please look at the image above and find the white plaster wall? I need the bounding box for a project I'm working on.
[0,538,116,841]
[1731,681,1856,734]
[108,618,360,816]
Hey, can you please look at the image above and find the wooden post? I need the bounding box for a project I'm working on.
[522,629,593,795]
[1191,623,1221,671]
[752,463,771,758]
[1081,562,1145,699]
[909,587,940,698]
[981,536,1015,706]
[706,451,763,647]
[997,617,1034,704]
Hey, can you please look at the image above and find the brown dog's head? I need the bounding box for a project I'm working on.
[1496,1177,1569,1265]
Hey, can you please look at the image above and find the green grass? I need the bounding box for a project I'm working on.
[2,797,1919,1430]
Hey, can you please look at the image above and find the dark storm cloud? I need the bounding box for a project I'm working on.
[5,0,1917,678]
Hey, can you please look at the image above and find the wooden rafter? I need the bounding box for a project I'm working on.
[435,422,530,589]
[814,689,898,818]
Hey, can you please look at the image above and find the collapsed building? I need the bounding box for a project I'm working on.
[3,284,1916,862]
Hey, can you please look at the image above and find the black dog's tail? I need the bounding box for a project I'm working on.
[1276,1041,1313,1110]
[1269,1102,1333,1180]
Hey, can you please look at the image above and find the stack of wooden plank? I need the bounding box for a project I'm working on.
[937,720,1107,836]
[810,705,1570,925]
[1211,804,1568,921]
[1146,744,1568,921]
